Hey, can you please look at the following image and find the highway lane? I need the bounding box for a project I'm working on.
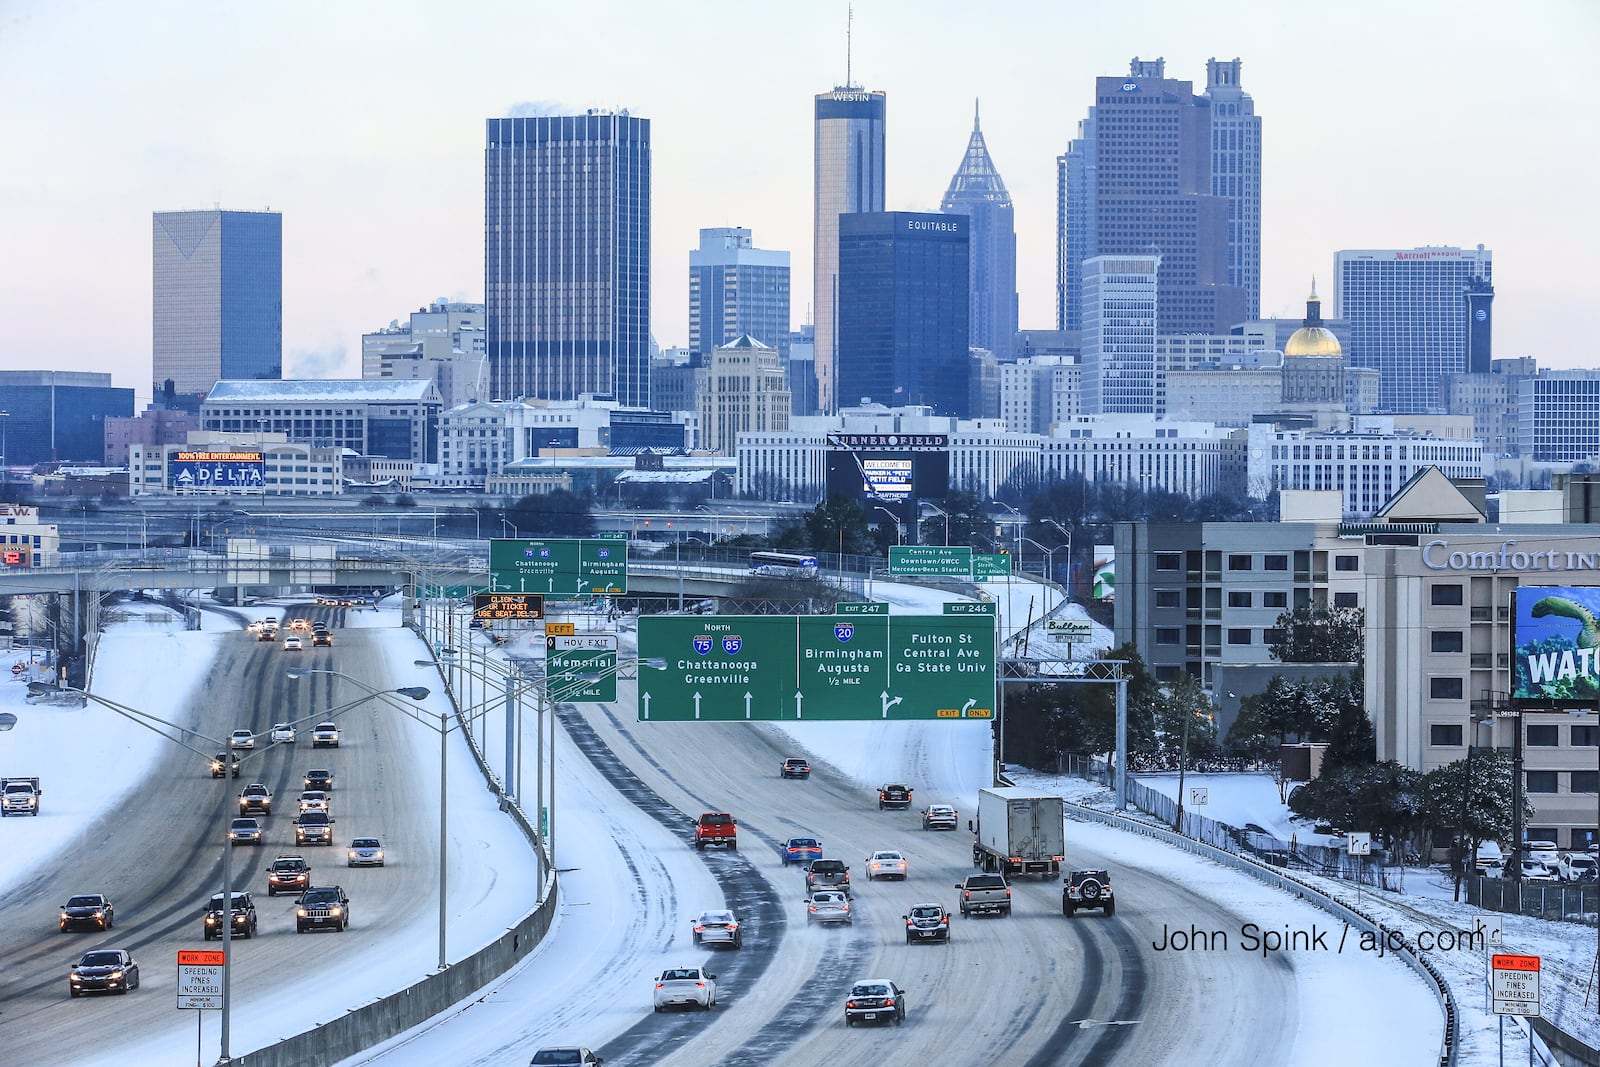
[0,606,445,1067]
[567,684,1308,1067]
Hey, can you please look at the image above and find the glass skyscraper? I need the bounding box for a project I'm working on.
[941,102,1017,361]
[814,88,886,415]
[1334,245,1493,414]
[152,209,282,401]
[688,228,790,361]
[837,212,969,418]
[1057,58,1253,335]
[485,111,651,407]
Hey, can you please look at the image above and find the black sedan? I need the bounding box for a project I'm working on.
[69,949,140,996]
[59,894,114,932]
[844,978,906,1027]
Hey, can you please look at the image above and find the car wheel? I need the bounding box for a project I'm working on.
[1002,905,1012,917]
[845,1017,854,1028]
[695,842,704,851]
[729,841,737,851]
[894,1012,903,1026]
[1104,900,1115,917]
[105,916,113,930]
[70,988,80,998]
[654,1005,663,1013]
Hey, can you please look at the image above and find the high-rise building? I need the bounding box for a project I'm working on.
[485,111,651,406]
[1333,245,1493,413]
[0,371,135,466]
[1204,59,1261,320]
[1057,58,1251,335]
[362,300,486,408]
[152,209,282,401]
[941,101,1017,360]
[836,212,969,417]
[689,228,790,361]
[698,335,791,457]
[1081,255,1159,415]
[814,88,886,414]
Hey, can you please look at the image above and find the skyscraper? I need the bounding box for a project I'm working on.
[814,87,886,414]
[1080,255,1159,415]
[485,111,651,406]
[1057,57,1253,335]
[1204,59,1261,321]
[941,101,1017,360]
[1333,245,1493,413]
[688,228,790,361]
[837,212,969,417]
[152,209,282,401]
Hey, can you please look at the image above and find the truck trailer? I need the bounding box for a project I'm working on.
[972,787,1065,877]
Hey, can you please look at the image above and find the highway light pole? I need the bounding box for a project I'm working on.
[1043,518,1073,604]
[872,506,903,546]
[920,500,950,546]
[287,670,435,962]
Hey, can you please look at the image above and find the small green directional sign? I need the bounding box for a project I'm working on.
[944,601,997,615]
[836,602,889,615]
[971,553,1011,579]
[637,613,995,722]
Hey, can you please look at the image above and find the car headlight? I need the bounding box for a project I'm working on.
[60,912,69,921]
[109,970,122,980]
[330,906,342,916]
[297,908,308,917]
[70,974,82,982]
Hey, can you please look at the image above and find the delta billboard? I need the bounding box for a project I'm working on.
[1512,585,1600,701]
[171,451,264,493]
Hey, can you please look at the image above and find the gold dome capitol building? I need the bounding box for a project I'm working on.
[1284,282,1343,357]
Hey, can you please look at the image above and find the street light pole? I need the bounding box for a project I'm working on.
[1044,518,1073,604]
[872,506,902,546]
[921,501,950,546]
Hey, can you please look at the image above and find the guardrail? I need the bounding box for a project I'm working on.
[223,625,557,1067]
[1065,799,1458,1067]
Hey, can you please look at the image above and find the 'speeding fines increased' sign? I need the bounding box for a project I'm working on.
[1491,953,1540,1016]
[177,949,225,1010]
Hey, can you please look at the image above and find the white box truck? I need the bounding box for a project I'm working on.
[972,787,1065,877]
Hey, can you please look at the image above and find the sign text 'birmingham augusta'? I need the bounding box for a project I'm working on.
[638,612,994,721]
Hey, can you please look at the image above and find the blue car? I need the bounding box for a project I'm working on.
[782,836,823,866]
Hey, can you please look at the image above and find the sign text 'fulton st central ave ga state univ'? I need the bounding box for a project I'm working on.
[637,612,995,722]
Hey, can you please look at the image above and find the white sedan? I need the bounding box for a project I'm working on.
[270,723,296,744]
[347,837,386,867]
[691,909,742,949]
[653,965,716,1011]
[229,730,256,750]
[865,850,908,881]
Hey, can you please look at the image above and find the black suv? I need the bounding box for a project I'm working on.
[210,753,241,779]
[1062,869,1115,916]
[203,892,258,940]
[304,769,334,791]
[296,885,350,932]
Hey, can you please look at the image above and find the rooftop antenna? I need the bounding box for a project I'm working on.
[846,4,854,89]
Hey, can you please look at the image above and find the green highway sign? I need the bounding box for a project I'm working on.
[944,601,997,615]
[888,545,973,577]
[637,613,995,722]
[971,553,1011,579]
[546,633,617,702]
[490,536,628,595]
[836,602,889,615]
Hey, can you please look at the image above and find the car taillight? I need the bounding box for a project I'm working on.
[963,891,971,899]
[1005,889,1012,897]
[655,983,664,990]
[696,982,705,988]
[808,905,818,912]
[694,925,705,932]
[846,1000,857,1009]
[725,923,738,930]
[884,998,895,1007]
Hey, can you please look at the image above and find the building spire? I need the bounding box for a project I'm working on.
[846,4,854,89]
[974,97,981,132]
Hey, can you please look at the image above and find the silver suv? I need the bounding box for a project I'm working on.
[312,722,341,748]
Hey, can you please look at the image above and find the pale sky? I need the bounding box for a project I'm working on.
[1,0,1595,404]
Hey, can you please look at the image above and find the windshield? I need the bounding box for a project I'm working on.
[699,911,734,924]
[873,852,902,861]
[231,819,256,829]
[529,1052,583,1066]
[66,896,103,908]
[911,906,942,919]
[80,952,123,967]
[303,890,340,903]
[271,861,302,871]
[813,860,843,871]
[852,983,890,997]
[352,838,379,848]
[662,969,699,981]
[789,838,818,848]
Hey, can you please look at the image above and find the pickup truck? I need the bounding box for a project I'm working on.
[955,873,1012,917]
[1,776,41,816]
[877,784,913,810]
[806,858,852,895]
[693,812,738,851]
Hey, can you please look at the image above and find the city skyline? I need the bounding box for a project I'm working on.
[1,0,1594,402]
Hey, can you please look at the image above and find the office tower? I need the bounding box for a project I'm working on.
[689,228,791,361]
[1333,245,1493,413]
[941,101,1017,360]
[363,300,486,408]
[152,209,282,401]
[485,111,651,406]
[814,87,886,414]
[1057,58,1250,335]
[787,324,818,417]
[1081,255,1159,415]
[1204,59,1261,320]
[699,336,791,457]
[836,212,969,417]
[1464,276,1495,374]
